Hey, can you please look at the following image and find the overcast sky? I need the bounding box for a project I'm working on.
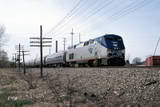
[0,0,160,62]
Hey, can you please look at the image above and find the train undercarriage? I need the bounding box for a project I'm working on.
[65,57,125,67]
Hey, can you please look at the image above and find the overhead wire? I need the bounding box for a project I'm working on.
[49,0,91,35]
[49,0,103,36]
[81,0,115,23]
[46,0,94,40]
[72,0,133,32]
[50,0,127,38]
[108,0,153,22]
[47,0,155,48]
[80,0,154,32]
[45,0,85,35]
[74,0,116,31]
[52,0,116,37]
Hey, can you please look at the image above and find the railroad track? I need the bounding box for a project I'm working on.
[43,65,160,69]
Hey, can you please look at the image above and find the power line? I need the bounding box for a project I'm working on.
[46,0,155,50]
[48,0,124,39]
[47,0,91,36]
[80,0,154,32]
[83,0,115,22]
[73,0,127,32]
[74,0,116,30]
[46,0,85,35]
[62,0,107,25]
[51,0,115,37]
[109,0,142,20]
[109,0,153,22]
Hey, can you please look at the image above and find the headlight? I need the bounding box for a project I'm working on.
[107,49,112,53]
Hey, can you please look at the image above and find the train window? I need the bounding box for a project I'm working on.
[69,53,74,59]
[76,43,83,48]
[72,54,74,59]
[69,54,72,59]
[89,40,94,44]
[84,41,89,46]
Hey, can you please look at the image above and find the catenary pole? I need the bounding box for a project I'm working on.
[71,28,74,46]
[153,37,160,56]
[63,38,66,51]
[22,50,26,75]
[30,25,52,78]
[56,40,58,53]
[18,43,21,72]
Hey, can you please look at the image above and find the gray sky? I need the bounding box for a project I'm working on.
[0,0,160,62]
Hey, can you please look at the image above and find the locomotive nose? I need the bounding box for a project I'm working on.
[108,53,112,57]
[107,49,124,57]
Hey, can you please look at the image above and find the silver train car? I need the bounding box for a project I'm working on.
[45,51,66,67]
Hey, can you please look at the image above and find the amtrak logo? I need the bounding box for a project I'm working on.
[112,41,118,47]
[88,48,93,54]
[113,43,118,47]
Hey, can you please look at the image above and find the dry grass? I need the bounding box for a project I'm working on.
[0,67,160,107]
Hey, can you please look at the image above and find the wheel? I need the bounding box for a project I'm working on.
[93,60,100,67]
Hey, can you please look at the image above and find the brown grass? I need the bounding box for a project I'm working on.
[0,67,160,107]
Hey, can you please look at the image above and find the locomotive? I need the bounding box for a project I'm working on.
[41,34,125,67]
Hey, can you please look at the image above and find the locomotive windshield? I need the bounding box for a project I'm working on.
[105,36,125,49]
[95,34,125,49]
[105,38,122,41]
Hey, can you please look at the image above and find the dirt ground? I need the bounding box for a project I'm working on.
[0,67,160,107]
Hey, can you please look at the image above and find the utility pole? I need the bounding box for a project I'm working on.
[22,51,25,74]
[56,40,58,53]
[17,48,29,75]
[30,25,52,78]
[15,44,24,71]
[21,50,29,75]
[18,43,21,72]
[40,25,43,77]
[63,38,66,51]
[70,28,74,47]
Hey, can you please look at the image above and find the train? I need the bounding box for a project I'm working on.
[28,34,126,67]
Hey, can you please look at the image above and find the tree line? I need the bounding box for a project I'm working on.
[0,25,9,67]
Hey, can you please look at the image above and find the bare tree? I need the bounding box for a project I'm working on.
[0,25,9,67]
[0,25,6,48]
[0,50,8,67]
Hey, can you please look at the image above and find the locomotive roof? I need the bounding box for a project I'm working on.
[68,34,122,49]
[68,42,84,49]
[46,51,65,57]
[99,34,122,39]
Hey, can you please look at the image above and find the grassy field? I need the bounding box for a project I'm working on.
[0,67,160,107]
